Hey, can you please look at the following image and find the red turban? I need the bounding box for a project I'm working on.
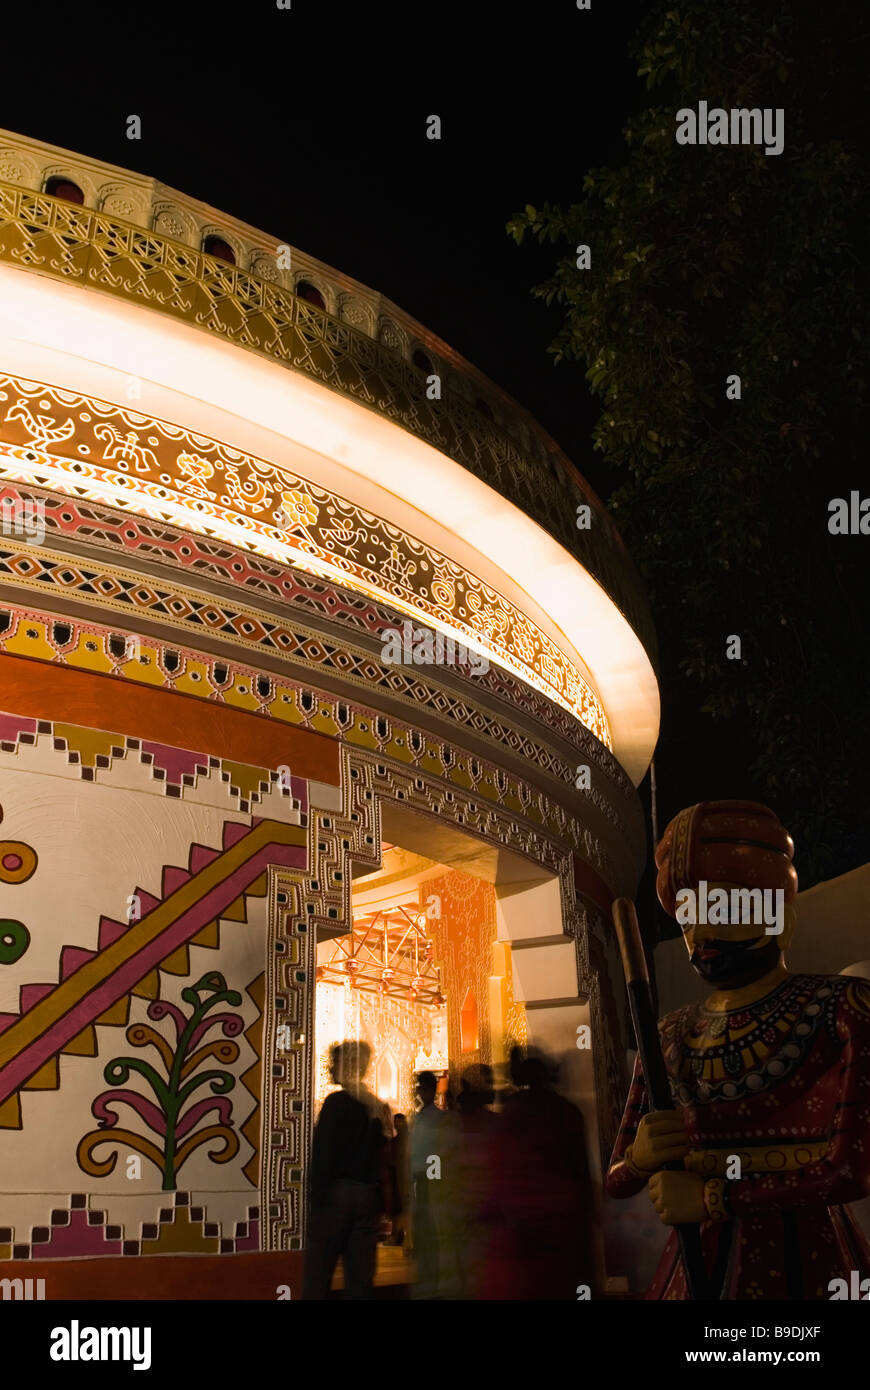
[655,800,798,920]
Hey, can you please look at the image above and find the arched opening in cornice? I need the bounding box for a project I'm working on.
[202,234,236,265]
[296,280,326,310]
[412,348,434,376]
[44,176,84,205]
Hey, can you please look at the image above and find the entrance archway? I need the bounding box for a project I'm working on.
[311,795,607,1291]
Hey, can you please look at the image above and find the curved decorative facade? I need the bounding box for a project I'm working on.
[0,129,659,1295]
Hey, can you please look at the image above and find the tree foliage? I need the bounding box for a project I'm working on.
[508,0,870,885]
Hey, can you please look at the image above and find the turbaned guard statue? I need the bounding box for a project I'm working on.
[606,801,870,1300]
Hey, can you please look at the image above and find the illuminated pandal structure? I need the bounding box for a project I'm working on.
[0,128,659,1295]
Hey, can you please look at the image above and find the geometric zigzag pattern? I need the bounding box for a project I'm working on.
[0,486,633,799]
[0,707,306,813]
[0,1190,261,1260]
[0,817,307,1130]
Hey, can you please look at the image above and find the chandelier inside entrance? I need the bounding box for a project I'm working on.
[316,903,445,1006]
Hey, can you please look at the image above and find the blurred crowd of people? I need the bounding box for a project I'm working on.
[302,1040,596,1300]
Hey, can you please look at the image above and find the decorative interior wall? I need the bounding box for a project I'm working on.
[313,977,437,1119]
[424,869,527,1087]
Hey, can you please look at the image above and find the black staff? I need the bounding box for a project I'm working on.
[611,896,708,1301]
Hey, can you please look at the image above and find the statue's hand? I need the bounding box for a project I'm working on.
[629,1110,691,1175]
[648,1170,706,1225]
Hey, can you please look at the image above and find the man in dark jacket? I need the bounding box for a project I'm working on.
[302,1040,385,1299]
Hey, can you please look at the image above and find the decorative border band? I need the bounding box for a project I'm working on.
[0,612,619,885]
[0,479,632,798]
[0,374,608,742]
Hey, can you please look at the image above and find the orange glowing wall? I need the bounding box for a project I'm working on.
[424,869,526,1084]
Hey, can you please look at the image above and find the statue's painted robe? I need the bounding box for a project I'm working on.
[606,974,870,1299]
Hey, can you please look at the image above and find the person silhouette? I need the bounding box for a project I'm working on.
[453,1064,499,1297]
[481,1047,594,1300]
[410,1071,458,1298]
[388,1113,410,1247]
[302,1040,386,1299]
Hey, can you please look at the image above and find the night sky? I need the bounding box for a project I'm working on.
[1,0,647,499]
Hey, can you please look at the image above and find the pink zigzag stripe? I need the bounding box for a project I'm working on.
[0,832,306,1105]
